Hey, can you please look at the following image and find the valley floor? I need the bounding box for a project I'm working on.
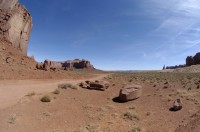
[0,72,200,132]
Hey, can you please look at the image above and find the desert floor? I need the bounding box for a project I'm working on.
[0,72,200,132]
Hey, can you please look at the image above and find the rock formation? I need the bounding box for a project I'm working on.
[186,52,200,66]
[166,52,200,69]
[36,59,95,70]
[0,0,32,55]
[186,56,194,66]
[193,52,200,65]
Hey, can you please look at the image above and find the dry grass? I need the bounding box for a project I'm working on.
[8,113,16,124]
[58,83,79,90]
[129,126,141,132]
[78,123,104,132]
[123,111,140,121]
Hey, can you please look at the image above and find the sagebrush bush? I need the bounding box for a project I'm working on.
[41,95,51,102]
[124,111,139,121]
[53,89,60,94]
[58,83,78,90]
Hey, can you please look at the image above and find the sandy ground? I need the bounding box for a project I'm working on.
[0,74,108,109]
[0,72,200,132]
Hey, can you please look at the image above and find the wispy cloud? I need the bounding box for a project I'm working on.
[143,0,200,59]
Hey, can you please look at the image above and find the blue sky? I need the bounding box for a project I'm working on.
[19,0,200,70]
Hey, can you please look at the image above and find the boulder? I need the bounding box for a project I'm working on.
[79,82,88,88]
[119,85,142,102]
[80,80,109,91]
[171,99,182,111]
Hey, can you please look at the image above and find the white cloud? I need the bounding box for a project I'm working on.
[143,0,200,54]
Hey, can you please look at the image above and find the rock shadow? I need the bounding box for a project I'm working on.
[169,107,182,112]
[112,97,127,103]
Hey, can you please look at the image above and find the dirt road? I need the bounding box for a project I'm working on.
[0,74,109,109]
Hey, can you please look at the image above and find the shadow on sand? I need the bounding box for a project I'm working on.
[169,107,182,112]
[112,97,127,103]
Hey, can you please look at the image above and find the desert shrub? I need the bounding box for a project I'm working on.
[124,111,139,121]
[8,113,16,124]
[58,83,78,89]
[53,89,60,94]
[129,127,141,132]
[41,95,51,102]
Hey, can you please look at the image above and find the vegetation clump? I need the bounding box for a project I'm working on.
[53,89,60,94]
[41,95,51,102]
[58,83,78,90]
[124,111,139,121]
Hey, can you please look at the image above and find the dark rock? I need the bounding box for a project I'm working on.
[193,52,200,65]
[170,99,182,111]
[186,56,194,66]
[185,52,200,67]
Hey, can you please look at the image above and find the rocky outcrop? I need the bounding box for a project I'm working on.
[186,52,200,66]
[193,53,200,65]
[0,0,18,10]
[63,59,94,69]
[186,56,194,66]
[0,0,32,55]
[36,59,95,71]
[166,52,200,69]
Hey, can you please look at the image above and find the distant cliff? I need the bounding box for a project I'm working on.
[186,52,200,66]
[36,59,95,71]
[165,52,200,70]
[0,0,32,55]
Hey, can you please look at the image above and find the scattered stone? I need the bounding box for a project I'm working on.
[6,57,13,63]
[119,84,142,102]
[170,99,182,111]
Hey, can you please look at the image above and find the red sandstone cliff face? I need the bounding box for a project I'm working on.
[36,59,95,70]
[0,0,32,55]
